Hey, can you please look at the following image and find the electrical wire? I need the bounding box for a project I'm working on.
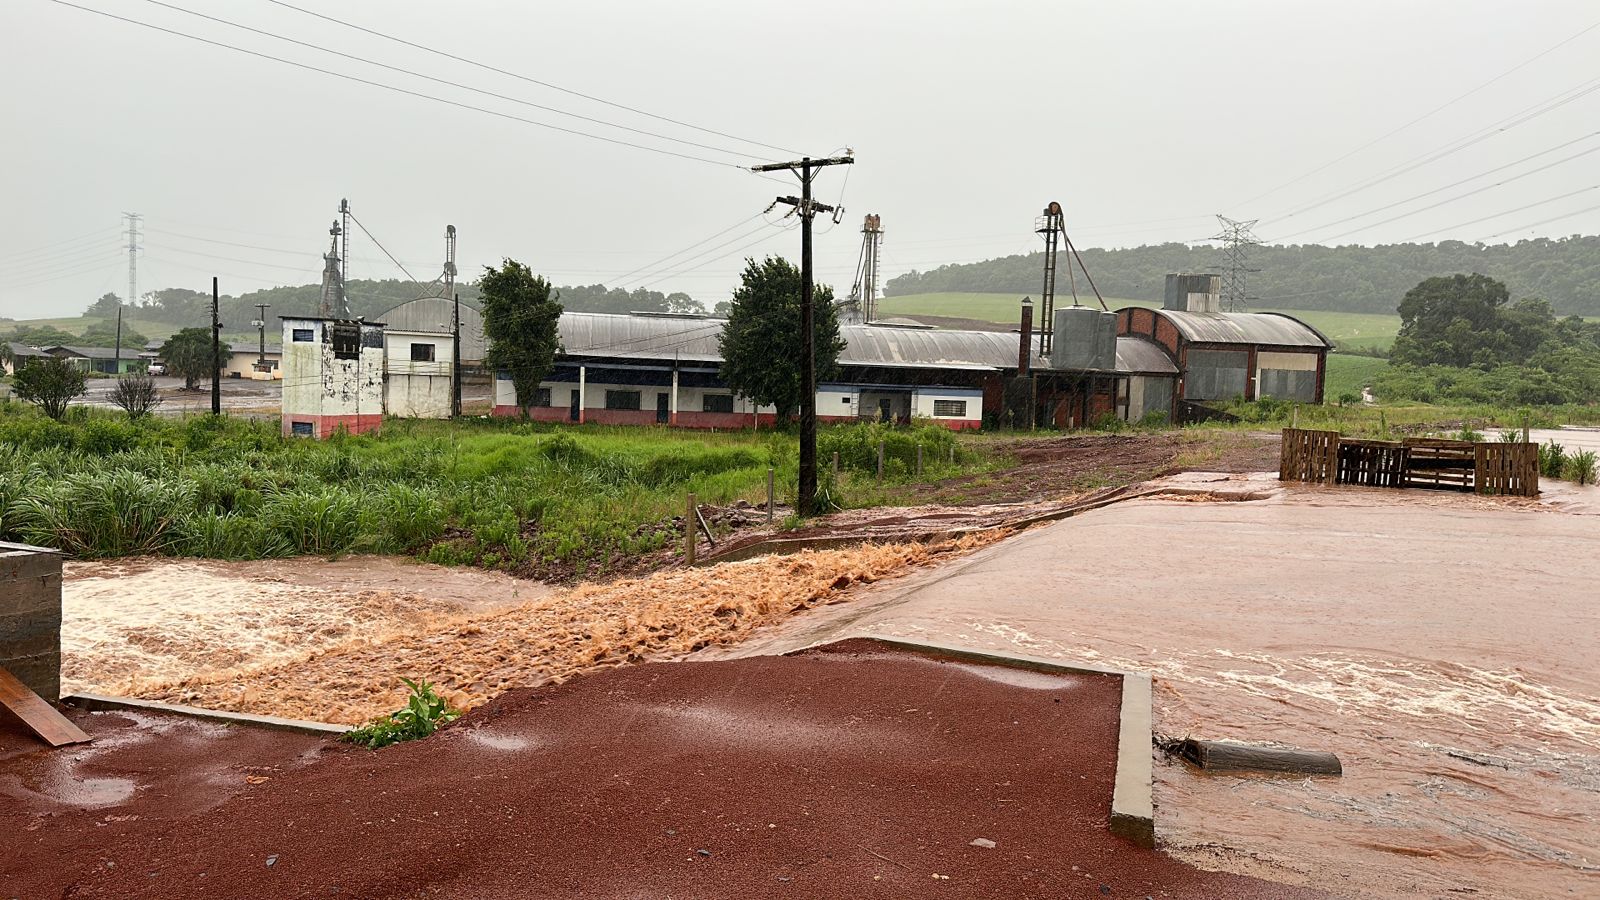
[259,0,803,158]
[42,0,757,170]
[138,0,771,163]
[1479,201,1600,241]
[345,211,422,285]
[1397,184,1599,242]
[602,214,767,287]
[0,226,121,263]
[1234,17,1600,210]
[142,242,324,274]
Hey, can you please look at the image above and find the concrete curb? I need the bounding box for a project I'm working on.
[695,485,1162,567]
[789,636,1156,848]
[64,693,351,737]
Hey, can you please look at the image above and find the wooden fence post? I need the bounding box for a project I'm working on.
[832,451,839,481]
[766,468,774,525]
[684,492,696,564]
[877,440,885,481]
[916,443,923,477]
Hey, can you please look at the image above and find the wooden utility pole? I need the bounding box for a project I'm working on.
[750,154,853,517]
[210,277,222,416]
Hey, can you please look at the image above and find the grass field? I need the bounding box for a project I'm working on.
[1323,354,1390,400]
[880,292,1403,351]
[0,409,995,577]
[0,314,258,346]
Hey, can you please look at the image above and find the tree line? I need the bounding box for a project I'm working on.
[885,237,1600,316]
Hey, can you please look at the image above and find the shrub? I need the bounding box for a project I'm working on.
[13,358,87,420]
[8,469,195,557]
[111,375,164,420]
[261,489,361,556]
[1454,427,1484,443]
[1566,450,1598,486]
[342,677,461,749]
[1539,441,1567,478]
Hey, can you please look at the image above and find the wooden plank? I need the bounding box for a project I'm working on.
[1179,739,1342,776]
[0,664,90,747]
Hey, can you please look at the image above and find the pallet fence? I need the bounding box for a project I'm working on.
[1279,429,1538,497]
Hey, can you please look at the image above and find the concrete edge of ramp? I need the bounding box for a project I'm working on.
[64,693,351,737]
[789,636,1156,849]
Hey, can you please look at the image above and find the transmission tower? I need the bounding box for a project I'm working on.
[1211,215,1261,312]
[122,212,141,307]
[844,214,883,324]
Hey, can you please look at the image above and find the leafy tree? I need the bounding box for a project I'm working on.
[479,259,563,417]
[110,374,164,419]
[160,327,231,391]
[84,292,122,317]
[78,323,149,349]
[9,325,80,348]
[718,256,846,420]
[13,357,87,420]
[1391,274,1513,368]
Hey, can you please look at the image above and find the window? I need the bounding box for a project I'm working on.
[933,399,967,418]
[533,387,552,407]
[604,389,641,410]
[702,393,735,414]
[330,323,360,360]
[410,342,436,362]
[291,328,314,342]
[290,421,314,436]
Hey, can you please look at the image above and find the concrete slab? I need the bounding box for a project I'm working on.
[65,693,350,737]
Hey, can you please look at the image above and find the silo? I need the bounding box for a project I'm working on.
[1051,307,1117,371]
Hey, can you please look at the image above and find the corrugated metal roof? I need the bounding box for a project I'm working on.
[47,345,122,359]
[6,342,50,358]
[378,298,488,361]
[839,325,1042,371]
[1148,309,1331,348]
[1115,337,1178,375]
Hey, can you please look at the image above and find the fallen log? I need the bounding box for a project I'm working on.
[1178,739,1341,776]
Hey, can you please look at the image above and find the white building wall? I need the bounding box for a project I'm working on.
[385,330,454,419]
[910,387,983,422]
[281,318,386,433]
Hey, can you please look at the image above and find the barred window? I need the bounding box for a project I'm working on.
[533,387,552,407]
[932,399,967,417]
[702,394,735,413]
[330,323,360,360]
[604,390,641,410]
[410,343,436,362]
[291,328,314,342]
[290,421,314,436]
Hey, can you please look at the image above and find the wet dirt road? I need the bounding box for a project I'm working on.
[61,556,544,697]
[706,474,1600,898]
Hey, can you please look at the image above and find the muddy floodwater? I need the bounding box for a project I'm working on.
[61,556,544,697]
[710,473,1600,899]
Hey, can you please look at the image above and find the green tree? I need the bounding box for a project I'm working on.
[10,325,80,347]
[160,327,230,391]
[718,256,846,420]
[13,357,87,419]
[479,259,563,416]
[78,323,149,349]
[84,292,122,317]
[1391,274,1517,368]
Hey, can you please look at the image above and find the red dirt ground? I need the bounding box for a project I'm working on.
[3,643,1320,899]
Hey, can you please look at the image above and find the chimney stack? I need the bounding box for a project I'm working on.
[1018,297,1033,375]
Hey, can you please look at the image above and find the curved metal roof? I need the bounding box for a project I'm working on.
[1148,309,1330,348]
[1115,337,1178,375]
[378,297,488,361]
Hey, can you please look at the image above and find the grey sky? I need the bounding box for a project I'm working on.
[4,0,1598,319]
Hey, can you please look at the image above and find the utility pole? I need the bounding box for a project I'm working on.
[1212,215,1261,312]
[750,153,854,517]
[338,198,352,316]
[254,303,270,372]
[444,225,461,417]
[211,277,222,415]
[121,212,140,370]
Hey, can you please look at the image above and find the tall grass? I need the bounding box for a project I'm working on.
[0,408,996,572]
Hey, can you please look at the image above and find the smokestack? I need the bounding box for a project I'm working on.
[1018,297,1033,375]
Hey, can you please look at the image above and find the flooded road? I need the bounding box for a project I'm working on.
[62,556,544,697]
[708,473,1600,898]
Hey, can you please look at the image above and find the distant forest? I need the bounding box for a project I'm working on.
[102,280,702,331]
[885,237,1600,316]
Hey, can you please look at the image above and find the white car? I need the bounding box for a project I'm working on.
[146,363,167,376]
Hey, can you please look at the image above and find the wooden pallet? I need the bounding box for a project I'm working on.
[0,665,90,747]
[1401,438,1476,492]
[1476,442,1540,497]
[1336,439,1408,488]
[1279,428,1339,485]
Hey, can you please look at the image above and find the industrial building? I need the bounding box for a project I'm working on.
[279,315,386,438]
[378,297,487,419]
[1114,274,1332,418]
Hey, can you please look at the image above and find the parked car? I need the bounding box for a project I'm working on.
[146,362,166,376]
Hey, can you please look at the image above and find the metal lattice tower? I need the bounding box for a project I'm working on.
[319,219,346,317]
[844,214,884,324]
[1035,202,1063,357]
[122,212,141,307]
[1211,215,1261,312]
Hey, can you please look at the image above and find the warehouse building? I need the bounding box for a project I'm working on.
[377,297,487,419]
[1115,274,1332,420]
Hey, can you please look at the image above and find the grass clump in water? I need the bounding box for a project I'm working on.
[341,677,461,749]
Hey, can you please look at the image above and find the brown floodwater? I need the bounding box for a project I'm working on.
[708,473,1600,899]
[61,556,545,697]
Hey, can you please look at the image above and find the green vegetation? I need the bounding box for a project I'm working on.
[480,259,563,417]
[0,408,996,576]
[880,292,1403,352]
[12,358,86,420]
[719,256,845,419]
[885,237,1600,317]
[342,678,461,749]
[160,327,232,391]
[1324,355,1389,400]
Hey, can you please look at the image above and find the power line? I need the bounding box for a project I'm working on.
[616,219,794,291]
[1480,201,1600,241]
[137,0,770,163]
[345,211,422,285]
[1398,184,1599,242]
[1261,71,1600,227]
[259,0,802,158]
[42,0,757,169]
[1235,17,1600,209]
[604,214,767,287]
[1272,131,1600,242]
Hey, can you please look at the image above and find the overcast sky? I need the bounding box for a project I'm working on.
[4,0,1598,319]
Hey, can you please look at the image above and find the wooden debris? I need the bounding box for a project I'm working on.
[1178,738,1341,776]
